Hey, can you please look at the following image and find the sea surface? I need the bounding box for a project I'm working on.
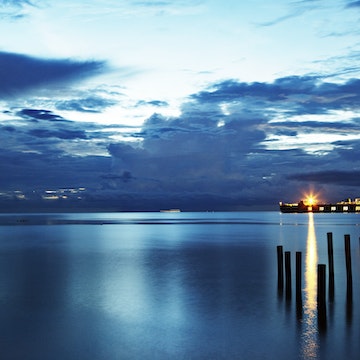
[0,211,359,359]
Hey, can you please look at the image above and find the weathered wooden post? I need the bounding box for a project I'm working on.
[296,251,302,300]
[285,251,291,299]
[327,232,335,301]
[277,245,284,291]
[317,264,327,330]
[344,234,353,300]
[296,251,302,319]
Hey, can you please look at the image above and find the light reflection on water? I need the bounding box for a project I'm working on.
[301,212,319,359]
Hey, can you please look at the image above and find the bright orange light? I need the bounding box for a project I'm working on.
[306,196,315,206]
[303,192,319,206]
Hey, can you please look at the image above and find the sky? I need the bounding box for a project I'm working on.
[1,0,360,211]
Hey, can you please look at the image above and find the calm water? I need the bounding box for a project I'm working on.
[0,211,359,359]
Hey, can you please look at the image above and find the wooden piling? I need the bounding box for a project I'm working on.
[317,264,327,329]
[296,251,302,319]
[317,264,326,306]
[344,234,353,299]
[277,246,284,290]
[285,251,291,299]
[296,251,302,301]
[327,232,334,301]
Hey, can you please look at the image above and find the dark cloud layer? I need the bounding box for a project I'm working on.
[288,170,360,186]
[0,151,109,188]
[28,128,87,140]
[2,74,360,211]
[0,52,106,97]
[193,76,360,114]
[103,76,360,209]
[18,109,66,122]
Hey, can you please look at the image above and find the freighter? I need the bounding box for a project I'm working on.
[279,197,360,213]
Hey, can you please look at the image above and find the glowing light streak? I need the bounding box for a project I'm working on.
[300,212,319,359]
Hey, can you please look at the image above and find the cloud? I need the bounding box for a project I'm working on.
[288,170,360,186]
[192,76,318,103]
[346,1,360,8]
[0,150,110,190]
[19,108,88,141]
[257,0,320,27]
[0,0,36,19]
[0,108,109,157]
[106,88,269,204]
[28,128,87,140]
[2,74,360,210]
[191,76,360,121]
[0,52,107,98]
[136,100,169,108]
[102,75,360,209]
[0,0,33,5]
[56,96,118,113]
[18,109,66,122]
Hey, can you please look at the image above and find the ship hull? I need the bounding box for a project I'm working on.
[280,203,360,213]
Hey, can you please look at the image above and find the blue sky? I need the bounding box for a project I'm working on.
[1,0,360,211]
